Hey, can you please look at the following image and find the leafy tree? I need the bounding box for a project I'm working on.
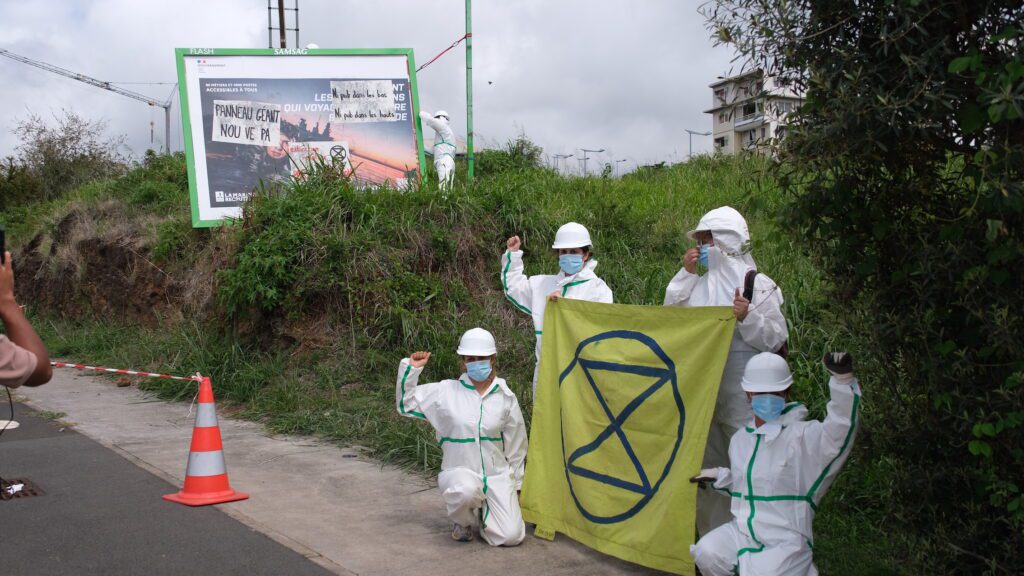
[704,0,1023,572]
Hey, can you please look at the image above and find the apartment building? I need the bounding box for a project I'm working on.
[705,70,802,154]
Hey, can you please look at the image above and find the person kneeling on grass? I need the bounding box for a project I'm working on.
[395,327,528,546]
[689,351,861,576]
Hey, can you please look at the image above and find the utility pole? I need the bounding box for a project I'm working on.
[685,129,711,158]
[579,148,604,176]
[465,0,475,182]
[0,48,175,153]
[614,158,627,177]
[553,153,573,173]
[268,0,300,49]
[278,0,287,47]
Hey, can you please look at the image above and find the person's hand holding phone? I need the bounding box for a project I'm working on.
[1,225,13,306]
[0,227,53,387]
[0,251,13,308]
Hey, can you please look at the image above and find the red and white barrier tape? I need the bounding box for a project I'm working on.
[51,362,201,382]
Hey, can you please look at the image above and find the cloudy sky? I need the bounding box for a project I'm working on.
[0,0,739,174]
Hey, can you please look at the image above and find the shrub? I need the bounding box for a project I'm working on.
[475,133,547,176]
[0,156,43,211]
[11,110,128,203]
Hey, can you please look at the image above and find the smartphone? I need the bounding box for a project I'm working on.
[0,224,5,265]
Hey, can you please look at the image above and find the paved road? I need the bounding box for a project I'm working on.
[0,403,334,576]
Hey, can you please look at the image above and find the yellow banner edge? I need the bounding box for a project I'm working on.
[522,508,693,576]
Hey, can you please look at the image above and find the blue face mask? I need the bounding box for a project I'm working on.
[698,244,710,268]
[751,394,786,423]
[466,360,493,383]
[559,253,585,275]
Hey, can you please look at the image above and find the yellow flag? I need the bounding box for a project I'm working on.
[521,299,735,575]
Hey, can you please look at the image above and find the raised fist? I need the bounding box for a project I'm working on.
[823,352,853,376]
[410,351,432,369]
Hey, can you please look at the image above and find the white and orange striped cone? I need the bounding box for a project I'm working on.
[163,377,248,506]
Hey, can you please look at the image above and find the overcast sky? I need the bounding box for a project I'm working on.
[0,0,739,174]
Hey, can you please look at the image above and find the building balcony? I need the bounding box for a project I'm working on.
[734,112,764,128]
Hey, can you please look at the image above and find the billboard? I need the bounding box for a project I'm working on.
[176,48,426,227]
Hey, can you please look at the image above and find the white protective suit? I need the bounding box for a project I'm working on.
[691,374,862,575]
[500,250,614,397]
[420,111,456,189]
[664,207,788,536]
[396,358,528,546]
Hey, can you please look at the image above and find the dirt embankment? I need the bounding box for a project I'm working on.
[14,205,206,324]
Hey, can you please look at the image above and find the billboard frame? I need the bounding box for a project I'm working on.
[175,47,426,228]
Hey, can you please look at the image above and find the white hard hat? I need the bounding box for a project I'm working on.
[741,352,793,393]
[306,43,320,49]
[551,222,593,249]
[456,327,497,356]
[434,110,450,120]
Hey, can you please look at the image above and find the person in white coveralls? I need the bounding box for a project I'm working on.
[689,351,861,576]
[664,206,789,536]
[501,222,614,398]
[396,328,528,545]
[419,109,456,189]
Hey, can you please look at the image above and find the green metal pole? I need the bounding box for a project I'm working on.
[465,0,474,181]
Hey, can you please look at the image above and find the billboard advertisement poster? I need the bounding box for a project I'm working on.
[175,48,426,227]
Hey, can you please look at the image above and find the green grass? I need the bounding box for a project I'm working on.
[24,152,909,574]
[33,410,67,421]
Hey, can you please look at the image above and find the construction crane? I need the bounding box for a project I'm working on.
[0,48,174,153]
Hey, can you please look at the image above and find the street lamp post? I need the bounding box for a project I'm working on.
[580,148,604,175]
[553,153,574,173]
[685,129,712,158]
[614,158,627,177]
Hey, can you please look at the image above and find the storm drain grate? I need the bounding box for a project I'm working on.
[1,478,45,500]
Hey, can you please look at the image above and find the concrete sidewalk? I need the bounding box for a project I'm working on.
[15,369,662,576]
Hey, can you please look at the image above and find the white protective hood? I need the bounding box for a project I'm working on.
[688,206,757,306]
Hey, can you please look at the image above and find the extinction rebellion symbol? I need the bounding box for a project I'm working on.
[330,145,348,166]
[558,330,686,524]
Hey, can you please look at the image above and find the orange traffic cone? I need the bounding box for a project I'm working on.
[163,377,248,506]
